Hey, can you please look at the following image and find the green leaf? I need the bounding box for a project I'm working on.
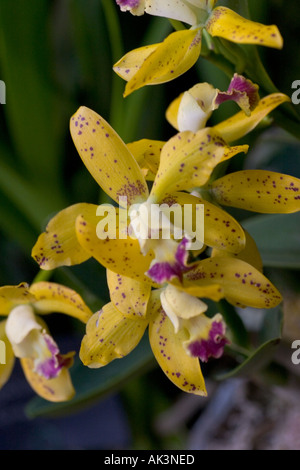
[243,213,300,269]
[215,306,283,380]
[0,0,66,187]
[25,334,155,418]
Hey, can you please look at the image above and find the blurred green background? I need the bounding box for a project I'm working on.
[0,0,300,450]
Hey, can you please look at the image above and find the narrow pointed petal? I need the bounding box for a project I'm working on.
[113,43,158,82]
[75,210,156,285]
[0,283,35,316]
[211,229,263,273]
[148,293,207,396]
[32,203,97,270]
[206,7,283,48]
[183,257,282,308]
[127,139,164,179]
[29,282,93,323]
[161,191,246,254]
[117,29,202,97]
[20,357,75,402]
[211,170,300,214]
[80,302,148,367]
[106,270,151,318]
[70,107,148,205]
[150,128,248,202]
[214,93,290,143]
[0,320,15,389]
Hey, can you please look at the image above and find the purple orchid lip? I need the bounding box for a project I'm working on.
[187,320,229,362]
[116,0,141,9]
[147,238,193,284]
[215,74,259,114]
[34,333,74,379]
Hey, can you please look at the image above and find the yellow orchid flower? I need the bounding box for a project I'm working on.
[32,106,247,286]
[0,281,92,402]
[80,281,230,396]
[80,252,283,395]
[113,1,283,96]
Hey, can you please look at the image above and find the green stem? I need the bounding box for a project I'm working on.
[168,19,186,31]
[32,269,54,284]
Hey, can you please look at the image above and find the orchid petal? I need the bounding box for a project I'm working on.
[116,0,145,16]
[211,229,263,273]
[148,292,207,396]
[20,357,75,402]
[215,74,259,117]
[70,107,148,205]
[161,192,246,254]
[206,7,283,48]
[106,270,151,318]
[144,0,199,25]
[32,203,97,270]
[183,257,282,308]
[113,43,158,82]
[127,139,164,179]
[214,93,291,143]
[115,29,202,97]
[0,283,35,316]
[29,282,93,323]
[75,210,156,285]
[80,302,148,367]
[0,320,15,389]
[211,170,300,214]
[150,128,248,202]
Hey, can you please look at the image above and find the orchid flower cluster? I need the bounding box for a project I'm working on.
[1,0,299,401]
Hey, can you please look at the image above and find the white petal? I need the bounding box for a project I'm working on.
[5,305,42,358]
[145,0,198,25]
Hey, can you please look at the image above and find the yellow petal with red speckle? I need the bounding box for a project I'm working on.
[70,107,148,205]
[29,282,93,323]
[31,203,96,270]
[148,292,207,396]
[106,270,151,318]
[211,170,300,214]
[80,302,148,367]
[114,29,202,97]
[206,7,283,48]
[214,93,290,143]
[183,257,282,309]
[149,128,248,202]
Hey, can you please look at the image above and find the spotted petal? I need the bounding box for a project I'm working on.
[127,139,164,180]
[80,302,148,367]
[29,282,93,323]
[211,170,300,214]
[149,128,248,202]
[32,203,97,270]
[0,283,35,316]
[114,29,202,97]
[211,229,263,273]
[106,270,151,318]
[148,292,207,396]
[206,7,283,48]
[161,191,246,254]
[213,93,290,143]
[182,257,282,308]
[70,107,148,205]
[75,209,156,285]
[20,357,75,402]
